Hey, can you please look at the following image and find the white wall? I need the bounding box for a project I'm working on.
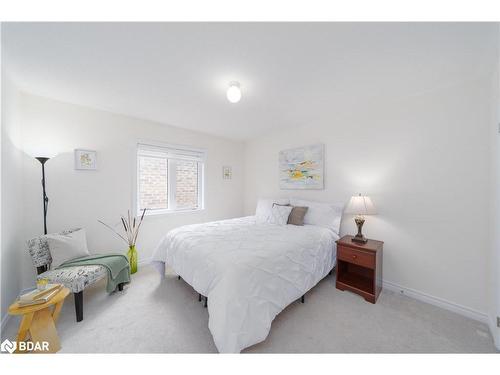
[488,32,500,349]
[19,93,245,290]
[1,74,24,325]
[244,77,492,317]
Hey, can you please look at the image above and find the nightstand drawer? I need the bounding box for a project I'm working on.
[337,246,375,269]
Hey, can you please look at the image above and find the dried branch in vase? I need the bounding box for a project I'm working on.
[98,208,147,247]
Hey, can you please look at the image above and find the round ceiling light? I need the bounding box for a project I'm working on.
[226,81,242,103]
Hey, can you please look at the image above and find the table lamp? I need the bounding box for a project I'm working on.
[344,194,377,244]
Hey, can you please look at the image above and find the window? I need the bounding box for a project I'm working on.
[137,142,204,214]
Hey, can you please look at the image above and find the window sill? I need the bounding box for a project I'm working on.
[142,208,205,217]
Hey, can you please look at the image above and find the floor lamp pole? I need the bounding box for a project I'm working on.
[35,157,50,235]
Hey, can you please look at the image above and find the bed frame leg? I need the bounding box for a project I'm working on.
[301,295,305,303]
[329,270,332,276]
[198,293,201,302]
[204,297,208,308]
[178,275,181,280]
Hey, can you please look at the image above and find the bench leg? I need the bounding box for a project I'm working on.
[301,295,305,303]
[74,291,83,322]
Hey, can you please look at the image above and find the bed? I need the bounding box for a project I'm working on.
[151,199,342,353]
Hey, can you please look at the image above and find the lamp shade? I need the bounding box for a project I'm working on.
[344,194,377,215]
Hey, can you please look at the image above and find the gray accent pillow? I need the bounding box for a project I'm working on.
[272,203,308,226]
[287,206,308,226]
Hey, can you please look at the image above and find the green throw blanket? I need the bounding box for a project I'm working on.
[57,254,131,293]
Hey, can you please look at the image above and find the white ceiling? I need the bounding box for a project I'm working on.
[3,23,498,140]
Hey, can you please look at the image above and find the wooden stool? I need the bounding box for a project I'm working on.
[8,287,70,353]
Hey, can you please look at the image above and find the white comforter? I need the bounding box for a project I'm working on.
[151,216,338,353]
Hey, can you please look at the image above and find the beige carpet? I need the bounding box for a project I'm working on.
[2,265,497,353]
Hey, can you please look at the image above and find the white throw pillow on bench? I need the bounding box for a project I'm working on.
[46,228,90,268]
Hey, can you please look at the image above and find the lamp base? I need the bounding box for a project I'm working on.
[352,216,368,244]
[351,235,368,244]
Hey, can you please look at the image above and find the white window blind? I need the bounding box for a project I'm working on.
[137,143,206,162]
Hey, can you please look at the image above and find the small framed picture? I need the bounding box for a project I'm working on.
[222,166,232,180]
[74,149,97,170]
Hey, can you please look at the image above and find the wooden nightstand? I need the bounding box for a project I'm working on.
[336,235,383,303]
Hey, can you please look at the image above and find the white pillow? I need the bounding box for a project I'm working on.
[289,198,343,234]
[255,198,290,223]
[267,205,293,225]
[46,228,90,268]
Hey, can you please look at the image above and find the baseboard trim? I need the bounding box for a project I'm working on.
[382,279,489,324]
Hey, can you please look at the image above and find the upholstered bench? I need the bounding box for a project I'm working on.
[27,229,124,322]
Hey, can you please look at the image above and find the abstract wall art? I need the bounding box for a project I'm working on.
[279,144,324,189]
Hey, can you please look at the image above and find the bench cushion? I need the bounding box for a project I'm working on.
[37,265,107,293]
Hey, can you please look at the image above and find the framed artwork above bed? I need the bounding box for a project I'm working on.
[279,143,324,190]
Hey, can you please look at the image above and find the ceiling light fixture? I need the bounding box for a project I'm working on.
[226,81,242,103]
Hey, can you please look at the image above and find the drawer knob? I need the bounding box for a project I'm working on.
[352,255,357,259]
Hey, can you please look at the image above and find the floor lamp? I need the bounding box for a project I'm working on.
[35,157,50,235]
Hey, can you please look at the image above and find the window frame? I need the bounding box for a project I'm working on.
[134,141,206,216]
